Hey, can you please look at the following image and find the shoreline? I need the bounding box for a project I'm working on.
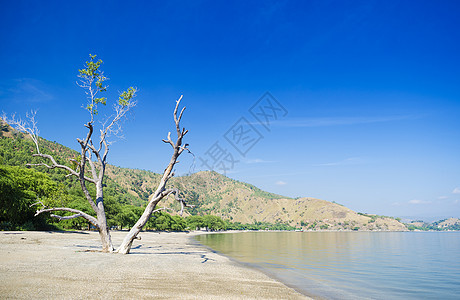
[0,230,309,299]
[191,231,324,299]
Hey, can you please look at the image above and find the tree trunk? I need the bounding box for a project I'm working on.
[98,221,113,253]
[117,200,158,254]
[96,183,114,253]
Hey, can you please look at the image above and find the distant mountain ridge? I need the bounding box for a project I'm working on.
[407,218,460,231]
[0,118,453,231]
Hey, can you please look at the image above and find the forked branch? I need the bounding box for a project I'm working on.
[168,188,195,216]
[162,95,189,153]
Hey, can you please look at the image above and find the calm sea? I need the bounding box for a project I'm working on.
[195,231,460,299]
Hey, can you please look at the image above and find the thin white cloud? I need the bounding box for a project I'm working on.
[313,157,363,167]
[243,158,276,164]
[271,115,417,128]
[2,78,54,103]
[275,180,287,186]
[408,199,431,205]
[452,187,460,194]
[222,169,239,175]
[246,171,311,179]
[438,196,449,200]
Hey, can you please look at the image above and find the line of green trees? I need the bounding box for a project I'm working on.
[406,221,460,231]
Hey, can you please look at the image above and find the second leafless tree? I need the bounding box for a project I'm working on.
[116,95,193,254]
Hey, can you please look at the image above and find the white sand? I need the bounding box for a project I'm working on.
[0,231,309,299]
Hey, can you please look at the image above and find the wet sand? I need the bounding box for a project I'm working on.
[0,231,309,299]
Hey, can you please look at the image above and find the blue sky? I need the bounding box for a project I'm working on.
[1,0,459,220]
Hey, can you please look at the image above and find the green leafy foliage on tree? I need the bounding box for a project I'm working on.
[113,205,143,230]
[185,215,206,230]
[147,212,187,231]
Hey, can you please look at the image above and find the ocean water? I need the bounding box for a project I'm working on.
[195,231,460,299]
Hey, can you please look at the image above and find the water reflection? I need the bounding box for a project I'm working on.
[195,232,460,300]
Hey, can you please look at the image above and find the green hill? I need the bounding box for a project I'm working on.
[1,117,408,231]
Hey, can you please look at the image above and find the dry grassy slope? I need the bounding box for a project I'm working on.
[106,169,407,231]
[437,218,460,228]
[105,165,161,199]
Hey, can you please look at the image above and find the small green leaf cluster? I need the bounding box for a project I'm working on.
[118,87,136,107]
[79,54,108,115]
[78,54,105,82]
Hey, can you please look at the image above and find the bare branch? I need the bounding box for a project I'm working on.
[173,95,185,137]
[152,207,173,214]
[178,143,190,156]
[146,188,194,216]
[167,171,175,181]
[100,135,109,163]
[178,106,186,124]
[2,110,41,154]
[168,188,195,216]
[100,89,137,145]
[26,154,96,184]
[30,199,47,208]
[50,213,82,220]
[82,144,101,180]
[35,207,98,227]
[74,123,99,213]
[162,132,175,148]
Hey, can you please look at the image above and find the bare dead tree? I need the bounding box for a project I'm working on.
[4,54,136,253]
[4,55,195,255]
[116,95,193,254]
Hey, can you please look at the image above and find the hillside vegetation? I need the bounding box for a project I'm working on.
[0,118,430,232]
[407,218,460,231]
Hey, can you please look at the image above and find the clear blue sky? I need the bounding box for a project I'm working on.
[1,0,459,220]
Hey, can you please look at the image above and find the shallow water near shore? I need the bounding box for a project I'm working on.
[195,231,460,299]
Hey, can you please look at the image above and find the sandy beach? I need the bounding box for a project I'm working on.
[0,231,309,299]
